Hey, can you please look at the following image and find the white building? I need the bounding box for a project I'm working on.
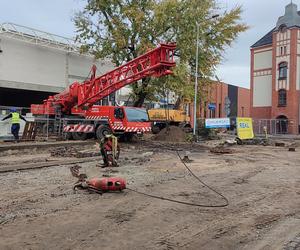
[0,23,114,108]
[0,23,119,139]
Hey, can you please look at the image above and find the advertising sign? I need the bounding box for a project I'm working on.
[236,117,254,140]
[205,118,230,129]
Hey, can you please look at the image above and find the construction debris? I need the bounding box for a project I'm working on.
[224,139,237,146]
[275,142,285,147]
[235,138,270,146]
[210,146,234,154]
[50,146,99,158]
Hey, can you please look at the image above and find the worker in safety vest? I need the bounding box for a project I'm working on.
[1,108,27,141]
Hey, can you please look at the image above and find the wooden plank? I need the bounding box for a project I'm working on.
[27,122,34,139]
[32,123,38,140]
[21,122,38,140]
[21,122,30,140]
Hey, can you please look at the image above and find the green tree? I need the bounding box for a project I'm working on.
[74,0,248,107]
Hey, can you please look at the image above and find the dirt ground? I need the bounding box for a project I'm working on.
[0,139,299,250]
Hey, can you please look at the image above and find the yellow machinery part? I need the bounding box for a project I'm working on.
[148,109,190,123]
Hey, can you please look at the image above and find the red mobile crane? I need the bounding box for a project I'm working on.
[31,43,176,140]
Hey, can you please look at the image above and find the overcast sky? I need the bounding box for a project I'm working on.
[0,0,294,88]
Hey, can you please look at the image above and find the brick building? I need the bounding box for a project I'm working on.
[189,81,250,129]
[250,2,300,134]
[200,82,250,119]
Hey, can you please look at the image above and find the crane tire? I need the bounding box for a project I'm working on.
[96,125,112,140]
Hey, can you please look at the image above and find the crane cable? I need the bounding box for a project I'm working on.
[127,151,229,208]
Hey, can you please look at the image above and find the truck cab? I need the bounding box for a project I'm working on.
[69,106,152,140]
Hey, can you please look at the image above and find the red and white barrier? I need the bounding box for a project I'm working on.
[125,127,151,132]
[64,124,151,133]
[63,124,95,133]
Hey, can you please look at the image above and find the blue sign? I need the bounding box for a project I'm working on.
[205,118,230,129]
[208,103,216,110]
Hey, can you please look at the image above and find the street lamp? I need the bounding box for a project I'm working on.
[193,14,219,137]
[193,22,200,136]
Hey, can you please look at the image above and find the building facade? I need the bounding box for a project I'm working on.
[0,23,114,108]
[188,81,250,129]
[200,82,250,119]
[251,2,300,134]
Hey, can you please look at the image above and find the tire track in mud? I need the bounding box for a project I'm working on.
[152,216,239,249]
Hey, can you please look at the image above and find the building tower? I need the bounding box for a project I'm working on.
[251,2,300,134]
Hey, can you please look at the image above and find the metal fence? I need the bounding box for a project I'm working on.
[197,117,299,136]
[253,119,298,135]
[0,105,61,140]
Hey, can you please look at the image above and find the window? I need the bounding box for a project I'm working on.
[278,62,288,79]
[280,46,287,55]
[279,24,287,33]
[210,109,216,118]
[241,107,245,117]
[124,107,148,122]
[278,89,287,107]
[114,107,124,119]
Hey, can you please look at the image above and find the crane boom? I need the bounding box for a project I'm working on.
[31,43,176,115]
[78,43,176,108]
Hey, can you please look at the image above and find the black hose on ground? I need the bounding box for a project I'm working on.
[127,151,229,208]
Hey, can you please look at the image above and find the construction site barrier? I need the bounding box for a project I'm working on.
[252,118,298,135]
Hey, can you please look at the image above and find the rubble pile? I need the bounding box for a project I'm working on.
[210,146,234,154]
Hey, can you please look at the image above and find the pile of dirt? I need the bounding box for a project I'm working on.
[154,126,187,142]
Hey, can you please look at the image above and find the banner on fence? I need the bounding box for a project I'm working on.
[236,117,254,140]
[205,118,230,128]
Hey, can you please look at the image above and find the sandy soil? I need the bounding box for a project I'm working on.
[0,141,299,250]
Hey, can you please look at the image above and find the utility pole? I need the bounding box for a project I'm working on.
[193,14,219,136]
[193,22,200,136]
